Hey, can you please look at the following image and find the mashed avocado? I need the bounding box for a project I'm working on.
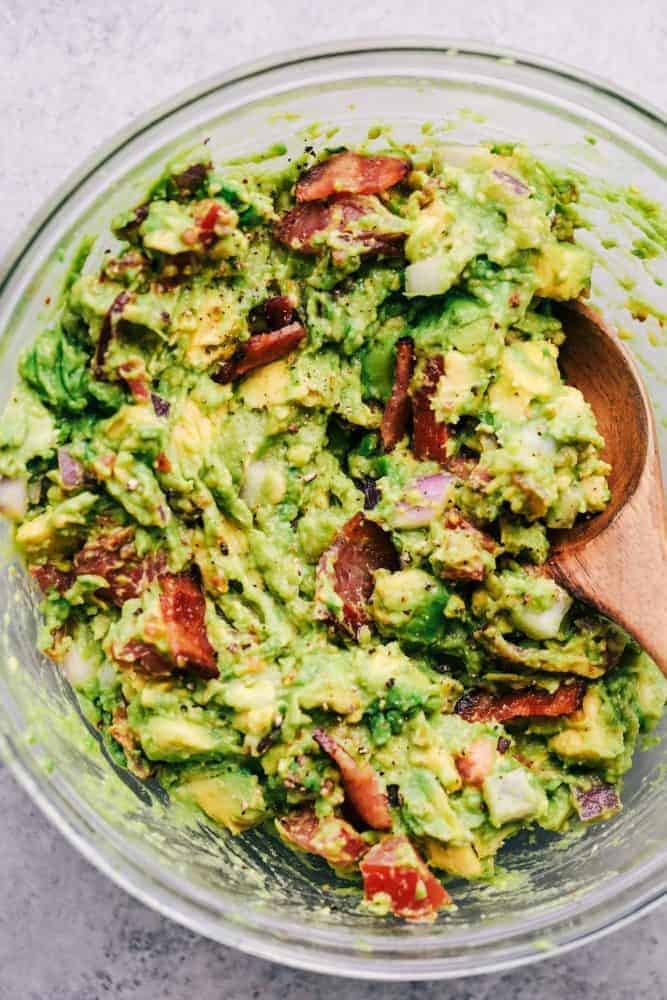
[1,142,664,923]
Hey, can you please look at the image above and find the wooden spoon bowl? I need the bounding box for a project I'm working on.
[548,301,667,673]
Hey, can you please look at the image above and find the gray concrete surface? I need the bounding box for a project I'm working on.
[0,1,666,997]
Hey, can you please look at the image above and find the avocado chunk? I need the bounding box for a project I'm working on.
[139,716,240,762]
[177,767,267,834]
[400,767,469,844]
[549,686,625,764]
[370,568,449,645]
[532,241,592,299]
[424,840,484,878]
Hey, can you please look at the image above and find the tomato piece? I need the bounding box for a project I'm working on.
[455,737,497,787]
[159,573,218,678]
[380,338,414,452]
[213,323,307,384]
[296,152,409,202]
[411,355,450,463]
[455,680,586,724]
[276,809,368,864]
[317,512,399,636]
[313,729,392,830]
[74,528,155,606]
[198,202,223,232]
[360,835,450,921]
[276,194,406,258]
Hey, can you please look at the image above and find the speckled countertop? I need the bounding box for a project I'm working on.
[1,2,666,997]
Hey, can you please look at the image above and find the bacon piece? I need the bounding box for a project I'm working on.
[380,338,414,451]
[455,738,497,787]
[155,452,172,474]
[317,512,399,636]
[94,290,132,376]
[276,808,368,865]
[313,729,392,830]
[115,574,217,680]
[276,200,332,253]
[74,528,155,606]
[360,835,450,921]
[455,680,586,724]
[30,563,73,595]
[276,194,405,258]
[213,323,307,384]
[171,161,210,198]
[412,355,449,463]
[109,704,153,779]
[115,640,174,677]
[159,573,218,678]
[296,151,409,202]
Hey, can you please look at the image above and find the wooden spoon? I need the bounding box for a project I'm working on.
[547,301,667,674]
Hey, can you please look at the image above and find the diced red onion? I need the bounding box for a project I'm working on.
[353,476,381,510]
[415,473,454,503]
[58,448,84,488]
[492,169,529,195]
[392,473,455,529]
[0,477,28,520]
[573,782,620,822]
[151,392,171,417]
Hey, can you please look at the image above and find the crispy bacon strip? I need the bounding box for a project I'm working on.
[94,290,132,376]
[247,294,296,333]
[412,355,449,463]
[160,573,218,677]
[380,338,414,451]
[455,680,586,724]
[213,322,307,384]
[74,528,158,606]
[116,573,218,680]
[109,704,153,779]
[455,738,497,787]
[360,835,450,922]
[30,563,73,595]
[317,512,399,636]
[276,809,368,865]
[313,729,392,830]
[276,194,405,258]
[296,152,409,202]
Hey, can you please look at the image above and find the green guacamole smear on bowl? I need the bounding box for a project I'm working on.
[1,142,666,923]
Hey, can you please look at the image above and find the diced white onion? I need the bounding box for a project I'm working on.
[62,645,97,688]
[405,255,449,297]
[511,588,573,640]
[0,478,27,520]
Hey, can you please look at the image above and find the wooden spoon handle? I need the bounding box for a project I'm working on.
[548,451,667,674]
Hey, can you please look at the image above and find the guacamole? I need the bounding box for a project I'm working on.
[1,142,665,922]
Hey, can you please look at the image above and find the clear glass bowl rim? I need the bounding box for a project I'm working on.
[0,37,666,981]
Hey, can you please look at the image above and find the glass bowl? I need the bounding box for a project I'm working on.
[0,40,666,980]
